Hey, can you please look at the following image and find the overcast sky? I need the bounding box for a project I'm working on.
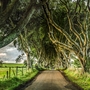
[0,42,23,63]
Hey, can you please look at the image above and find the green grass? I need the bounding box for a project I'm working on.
[64,68,90,90]
[0,68,8,78]
[0,69,39,90]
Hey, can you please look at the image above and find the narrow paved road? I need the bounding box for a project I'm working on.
[24,70,78,90]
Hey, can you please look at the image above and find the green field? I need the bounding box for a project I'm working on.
[2,63,25,67]
[0,63,26,79]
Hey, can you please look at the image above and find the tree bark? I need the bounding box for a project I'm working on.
[0,3,36,48]
[26,52,32,70]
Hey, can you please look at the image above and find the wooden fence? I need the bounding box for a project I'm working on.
[0,67,27,80]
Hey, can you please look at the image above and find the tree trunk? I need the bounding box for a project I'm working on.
[79,58,86,74]
[0,2,36,48]
[26,52,32,70]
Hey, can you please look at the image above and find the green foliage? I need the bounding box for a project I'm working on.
[43,42,57,59]
[73,59,81,68]
[53,5,67,29]
[0,77,23,90]
[0,0,90,74]
[15,55,22,63]
[35,64,45,71]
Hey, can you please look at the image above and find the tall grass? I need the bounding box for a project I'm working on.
[0,69,39,90]
[64,68,90,90]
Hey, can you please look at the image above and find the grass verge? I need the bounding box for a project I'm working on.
[0,69,39,90]
[64,68,90,90]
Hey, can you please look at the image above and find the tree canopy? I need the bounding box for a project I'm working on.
[0,0,90,73]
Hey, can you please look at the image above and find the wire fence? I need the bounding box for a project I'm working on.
[0,67,28,80]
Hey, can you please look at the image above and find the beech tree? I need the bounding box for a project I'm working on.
[0,0,90,72]
[0,0,40,48]
[41,0,90,73]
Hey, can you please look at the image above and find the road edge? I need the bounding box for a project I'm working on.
[14,71,43,90]
[60,70,84,90]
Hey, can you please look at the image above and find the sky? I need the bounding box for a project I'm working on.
[0,42,26,63]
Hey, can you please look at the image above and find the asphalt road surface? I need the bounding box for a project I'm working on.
[24,70,79,90]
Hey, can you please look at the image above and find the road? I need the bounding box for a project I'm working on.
[24,70,79,90]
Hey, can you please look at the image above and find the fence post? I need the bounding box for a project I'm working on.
[16,67,18,76]
[6,71,8,79]
[3,75,5,79]
[12,70,15,76]
[22,67,23,76]
[9,67,11,78]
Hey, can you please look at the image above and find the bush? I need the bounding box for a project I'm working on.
[35,65,45,71]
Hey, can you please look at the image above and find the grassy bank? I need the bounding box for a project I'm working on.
[64,68,90,90]
[0,69,39,90]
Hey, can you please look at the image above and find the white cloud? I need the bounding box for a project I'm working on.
[6,48,16,52]
[0,42,22,63]
[3,60,16,63]
[0,53,7,56]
